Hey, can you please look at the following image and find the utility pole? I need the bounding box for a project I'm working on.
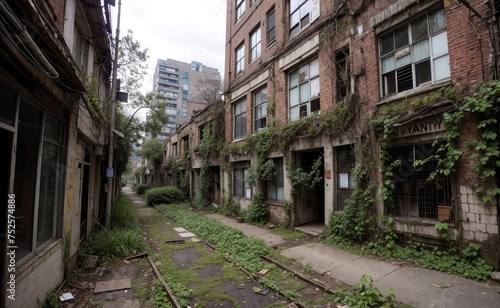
[105,0,121,229]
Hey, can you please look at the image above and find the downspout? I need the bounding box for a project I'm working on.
[0,0,59,78]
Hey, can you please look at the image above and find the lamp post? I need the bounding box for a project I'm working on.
[105,0,121,229]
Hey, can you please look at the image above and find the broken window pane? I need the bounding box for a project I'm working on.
[381,32,394,56]
[394,26,409,49]
[429,9,446,34]
[411,15,428,42]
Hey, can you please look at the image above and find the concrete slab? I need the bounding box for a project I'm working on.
[252,233,286,246]
[280,243,360,275]
[174,227,188,233]
[294,223,326,236]
[326,257,399,286]
[205,214,286,246]
[375,266,500,308]
[191,238,201,242]
[94,279,131,294]
[179,232,196,238]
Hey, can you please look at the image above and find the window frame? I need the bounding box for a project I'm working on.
[288,58,320,121]
[335,49,349,101]
[236,43,245,76]
[290,0,310,37]
[335,145,355,211]
[253,87,267,132]
[250,26,262,63]
[267,8,276,46]
[266,158,284,201]
[233,161,252,198]
[14,98,66,264]
[386,141,455,221]
[236,0,245,21]
[233,99,247,139]
[379,8,450,97]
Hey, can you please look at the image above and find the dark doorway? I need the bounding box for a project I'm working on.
[295,149,324,226]
[79,164,90,245]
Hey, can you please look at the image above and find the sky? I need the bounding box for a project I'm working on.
[116,0,227,94]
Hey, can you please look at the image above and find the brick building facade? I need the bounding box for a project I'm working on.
[164,0,500,267]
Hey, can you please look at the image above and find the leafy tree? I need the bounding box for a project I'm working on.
[111,30,169,179]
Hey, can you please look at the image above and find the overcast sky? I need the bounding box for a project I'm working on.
[117,0,227,93]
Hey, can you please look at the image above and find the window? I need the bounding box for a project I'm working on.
[233,99,247,138]
[15,100,65,262]
[336,49,349,101]
[336,145,355,211]
[267,9,276,46]
[172,142,178,157]
[182,135,189,153]
[233,161,252,198]
[236,0,245,21]
[266,158,284,201]
[288,58,320,121]
[236,43,245,75]
[380,9,449,96]
[254,87,267,131]
[73,26,89,68]
[290,0,310,36]
[250,27,262,62]
[386,142,453,220]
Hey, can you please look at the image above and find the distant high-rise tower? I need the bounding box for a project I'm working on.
[152,59,221,140]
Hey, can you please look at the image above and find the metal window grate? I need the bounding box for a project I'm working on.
[387,143,453,220]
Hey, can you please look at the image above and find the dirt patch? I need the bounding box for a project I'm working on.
[59,257,154,308]
[194,263,223,279]
[171,247,202,268]
[222,281,282,307]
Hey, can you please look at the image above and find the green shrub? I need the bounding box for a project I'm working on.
[245,193,269,224]
[80,229,144,261]
[111,196,138,229]
[145,186,184,206]
[135,183,151,195]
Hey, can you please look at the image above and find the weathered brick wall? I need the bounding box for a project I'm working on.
[221,0,499,263]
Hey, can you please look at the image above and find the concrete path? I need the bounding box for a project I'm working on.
[207,214,500,308]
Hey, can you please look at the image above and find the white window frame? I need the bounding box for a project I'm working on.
[236,44,245,75]
[290,0,310,36]
[236,0,245,21]
[233,99,247,138]
[288,58,320,121]
[379,8,450,97]
[254,87,267,132]
[250,27,262,62]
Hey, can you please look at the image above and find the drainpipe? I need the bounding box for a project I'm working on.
[0,0,58,78]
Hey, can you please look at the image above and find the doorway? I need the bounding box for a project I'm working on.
[295,149,325,226]
[79,164,90,245]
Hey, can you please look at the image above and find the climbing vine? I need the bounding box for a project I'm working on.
[83,73,106,120]
[437,81,500,203]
